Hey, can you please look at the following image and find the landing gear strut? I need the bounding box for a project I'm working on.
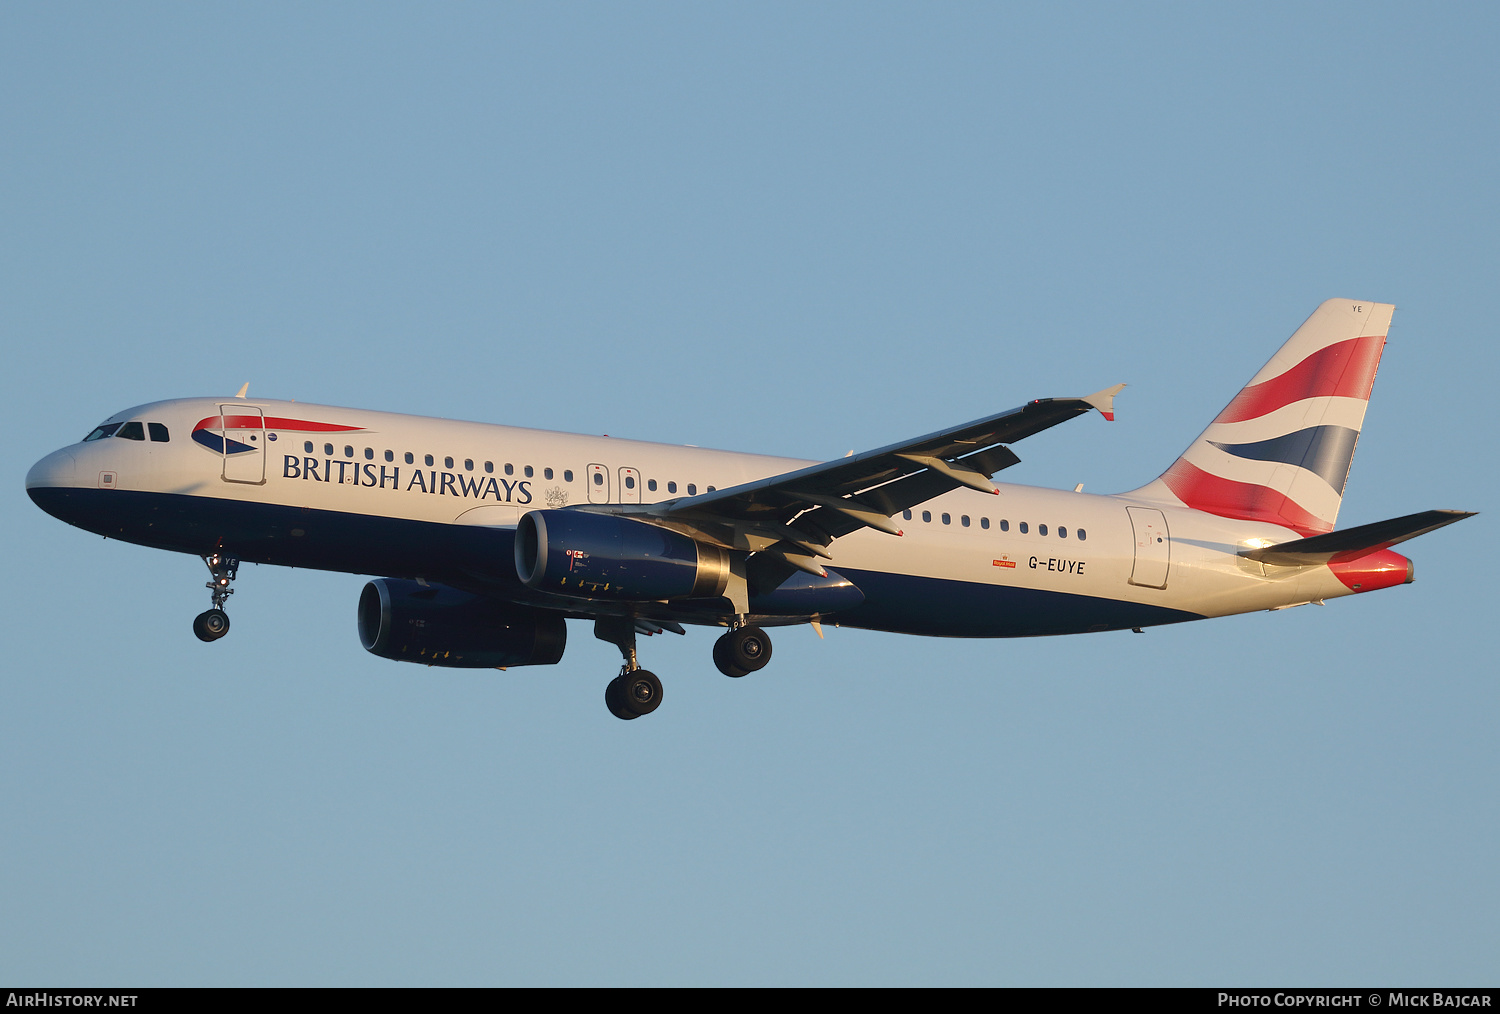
[713,622,772,678]
[193,553,238,642]
[596,617,663,720]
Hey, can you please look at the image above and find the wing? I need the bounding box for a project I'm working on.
[588,384,1125,576]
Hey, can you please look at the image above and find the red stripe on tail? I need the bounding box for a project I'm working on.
[1214,335,1385,424]
[1159,458,1331,536]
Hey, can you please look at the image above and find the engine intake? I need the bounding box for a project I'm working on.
[358,579,567,668]
[515,510,730,601]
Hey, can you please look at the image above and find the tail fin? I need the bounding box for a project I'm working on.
[1132,299,1393,536]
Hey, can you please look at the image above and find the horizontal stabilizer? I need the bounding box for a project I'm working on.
[1242,509,1476,566]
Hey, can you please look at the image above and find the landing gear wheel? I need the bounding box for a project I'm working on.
[716,625,771,677]
[713,635,748,678]
[193,608,230,642]
[605,676,638,720]
[622,669,662,716]
[605,670,663,720]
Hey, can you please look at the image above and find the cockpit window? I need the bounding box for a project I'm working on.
[148,423,170,442]
[116,421,146,441]
[83,423,121,442]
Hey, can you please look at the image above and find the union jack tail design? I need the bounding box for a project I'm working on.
[1133,299,1394,536]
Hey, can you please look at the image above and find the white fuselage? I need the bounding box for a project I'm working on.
[27,395,1367,636]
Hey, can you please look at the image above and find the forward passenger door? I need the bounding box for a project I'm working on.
[219,405,265,484]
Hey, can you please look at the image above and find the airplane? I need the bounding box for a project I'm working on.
[25,298,1474,721]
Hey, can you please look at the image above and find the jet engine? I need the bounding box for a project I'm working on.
[358,578,567,668]
[515,509,730,601]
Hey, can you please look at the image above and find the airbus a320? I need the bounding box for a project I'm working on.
[26,299,1473,720]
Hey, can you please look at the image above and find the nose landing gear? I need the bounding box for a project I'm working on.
[193,553,239,642]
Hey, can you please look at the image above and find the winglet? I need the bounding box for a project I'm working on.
[234,383,249,399]
[1083,383,1125,422]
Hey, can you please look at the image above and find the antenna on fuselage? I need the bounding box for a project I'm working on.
[234,383,249,399]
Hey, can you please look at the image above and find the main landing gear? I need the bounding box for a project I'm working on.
[593,617,776,720]
[595,617,663,721]
[193,553,239,643]
[713,623,772,679]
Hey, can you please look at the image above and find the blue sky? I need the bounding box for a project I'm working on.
[2,3,1494,985]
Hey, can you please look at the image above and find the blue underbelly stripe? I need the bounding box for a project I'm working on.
[27,487,1204,637]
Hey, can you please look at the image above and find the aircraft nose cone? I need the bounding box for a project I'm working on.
[26,447,77,491]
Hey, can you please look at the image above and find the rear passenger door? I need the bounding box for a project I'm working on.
[1126,506,1170,589]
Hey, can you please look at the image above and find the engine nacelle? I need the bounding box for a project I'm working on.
[515,509,730,601]
[358,579,567,668]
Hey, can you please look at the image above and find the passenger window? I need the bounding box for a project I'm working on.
[384,450,394,462]
[444,456,454,469]
[667,482,677,493]
[83,423,121,442]
[707,486,715,492]
[941,513,951,525]
[505,463,514,476]
[485,461,493,473]
[625,475,635,489]
[564,470,574,482]
[425,454,434,466]
[325,443,335,456]
[981,518,990,530]
[117,422,145,440]
[524,465,533,478]
[304,441,314,453]
[903,509,912,520]
[1000,520,1009,532]
[544,468,554,480]
[1039,524,1048,536]
[365,448,374,460]
[405,452,415,464]
[1078,529,1087,542]
[1058,527,1067,539]
[149,423,170,442]
[345,445,354,458]
[593,472,603,486]
[464,459,474,471]
[961,515,970,527]
[687,484,697,495]
[648,479,657,492]
[922,511,932,523]
[1019,522,1029,534]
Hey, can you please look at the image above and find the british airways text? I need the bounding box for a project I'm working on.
[282,456,533,503]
